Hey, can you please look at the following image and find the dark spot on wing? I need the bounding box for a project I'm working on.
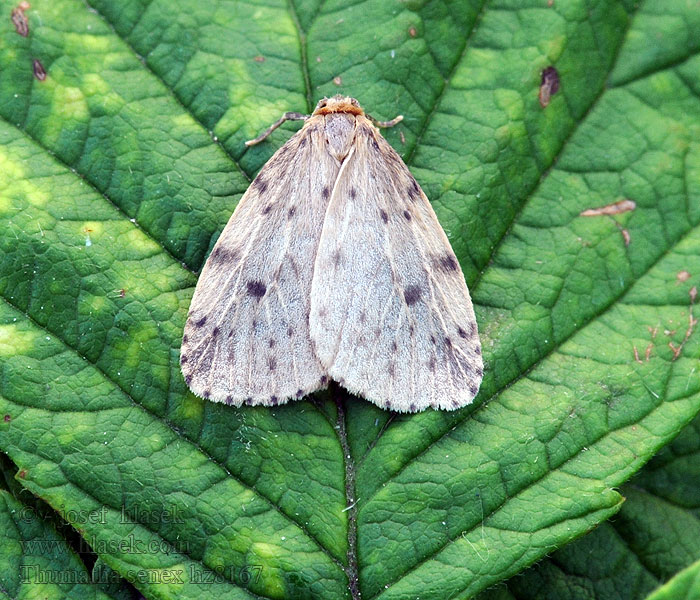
[287,326,294,337]
[262,204,272,215]
[225,395,233,405]
[380,209,389,223]
[322,186,330,199]
[451,399,459,408]
[445,337,452,348]
[332,249,342,266]
[228,330,233,338]
[428,357,436,371]
[203,389,211,399]
[403,210,411,221]
[288,206,297,219]
[254,176,268,194]
[474,345,481,355]
[299,136,307,147]
[372,139,380,151]
[268,357,276,371]
[391,341,397,352]
[183,334,188,343]
[269,338,275,348]
[409,403,416,411]
[210,246,239,264]
[296,389,304,398]
[404,285,421,306]
[430,335,436,345]
[320,375,328,385]
[476,366,483,377]
[384,401,391,409]
[388,364,395,376]
[195,316,207,327]
[350,187,357,199]
[270,396,278,405]
[409,325,415,335]
[180,354,188,364]
[245,397,253,405]
[185,374,193,384]
[247,280,266,297]
[458,327,467,339]
[437,253,458,273]
[212,326,220,337]
[407,178,420,201]
[469,383,478,396]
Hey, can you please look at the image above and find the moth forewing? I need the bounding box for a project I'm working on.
[180,123,335,407]
[181,95,483,412]
[309,116,482,412]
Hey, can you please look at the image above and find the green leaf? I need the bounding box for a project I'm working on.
[1,1,699,599]
[644,559,700,600]
[0,486,126,599]
[478,403,700,600]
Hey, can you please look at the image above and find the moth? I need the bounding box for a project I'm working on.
[180,95,483,412]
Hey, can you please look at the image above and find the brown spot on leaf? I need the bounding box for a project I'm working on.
[33,58,46,81]
[12,3,29,37]
[538,66,560,108]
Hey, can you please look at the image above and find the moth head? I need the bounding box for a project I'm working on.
[313,96,365,116]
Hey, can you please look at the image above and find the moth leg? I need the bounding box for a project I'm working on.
[245,112,310,146]
[366,113,404,129]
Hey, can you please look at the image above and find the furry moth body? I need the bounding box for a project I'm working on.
[180,96,483,412]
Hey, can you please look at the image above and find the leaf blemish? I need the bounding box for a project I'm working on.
[32,58,47,81]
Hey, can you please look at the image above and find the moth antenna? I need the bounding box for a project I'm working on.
[367,113,404,129]
[245,112,310,146]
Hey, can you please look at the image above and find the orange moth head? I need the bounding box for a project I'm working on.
[312,95,365,116]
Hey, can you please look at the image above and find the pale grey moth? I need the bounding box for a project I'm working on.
[180,95,483,412]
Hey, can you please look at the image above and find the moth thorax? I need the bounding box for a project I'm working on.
[323,113,357,162]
